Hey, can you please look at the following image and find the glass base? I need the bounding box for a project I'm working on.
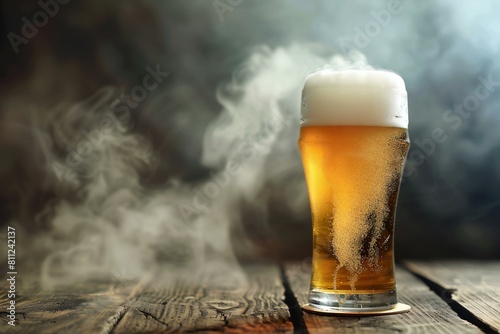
[308,289,397,312]
[302,302,411,316]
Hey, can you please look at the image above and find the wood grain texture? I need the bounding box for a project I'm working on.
[284,262,482,333]
[111,263,293,333]
[1,264,292,333]
[406,261,500,333]
[3,262,497,333]
[0,277,147,334]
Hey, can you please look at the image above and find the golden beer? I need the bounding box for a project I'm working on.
[299,70,409,311]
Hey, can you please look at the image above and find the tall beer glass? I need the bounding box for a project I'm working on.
[298,70,410,313]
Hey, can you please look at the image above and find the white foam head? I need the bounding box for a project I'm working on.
[301,69,408,128]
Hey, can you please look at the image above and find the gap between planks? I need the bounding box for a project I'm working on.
[405,261,500,334]
[283,262,484,334]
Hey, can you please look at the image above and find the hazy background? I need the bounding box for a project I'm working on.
[1,0,499,287]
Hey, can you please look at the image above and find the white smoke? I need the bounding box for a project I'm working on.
[33,45,368,290]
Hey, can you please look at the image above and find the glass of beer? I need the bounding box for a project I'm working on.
[298,69,410,313]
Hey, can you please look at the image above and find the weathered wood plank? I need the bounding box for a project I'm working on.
[0,276,149,334]
[112,263,293,333]
[1,263,293,333]
[406,261,500,333]
[284,262,482,333]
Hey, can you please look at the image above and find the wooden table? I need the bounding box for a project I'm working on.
[2,261,499,333]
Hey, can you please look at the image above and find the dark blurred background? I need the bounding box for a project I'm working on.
[1,0,499,286]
